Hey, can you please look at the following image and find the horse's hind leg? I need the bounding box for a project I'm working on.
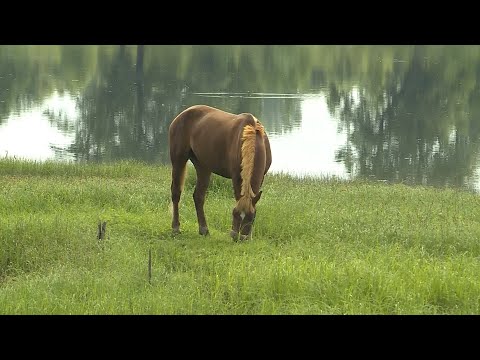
[192,163,211,236]
[171,157,188,234]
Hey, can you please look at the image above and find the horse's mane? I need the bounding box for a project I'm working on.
[236,117,265,213]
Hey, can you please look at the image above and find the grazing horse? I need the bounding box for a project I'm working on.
[169,105,272,241]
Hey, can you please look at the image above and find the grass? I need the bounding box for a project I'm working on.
[1,158,480,314]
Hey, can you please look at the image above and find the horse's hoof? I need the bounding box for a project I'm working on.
[199,227,209,236]
[230,230,239,241]
[172,227,181,236]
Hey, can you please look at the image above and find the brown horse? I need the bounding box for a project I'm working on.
[169,104,272,241]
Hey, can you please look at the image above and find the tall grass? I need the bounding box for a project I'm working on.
[1,159,480,314]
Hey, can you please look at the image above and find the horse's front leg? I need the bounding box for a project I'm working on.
[230,175,244,241]
[193,166,211,236]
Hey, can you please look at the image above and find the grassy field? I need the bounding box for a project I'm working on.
[1,158,480,314]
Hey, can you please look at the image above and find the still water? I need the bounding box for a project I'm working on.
[1,45,480,192]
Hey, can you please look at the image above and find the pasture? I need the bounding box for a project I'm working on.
[1,159,480,314]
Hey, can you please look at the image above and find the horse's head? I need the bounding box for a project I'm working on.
[230,191,262,241]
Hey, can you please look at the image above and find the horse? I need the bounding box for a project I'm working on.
[169,104,272,241]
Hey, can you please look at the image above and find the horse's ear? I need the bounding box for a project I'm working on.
[252,191,262,206]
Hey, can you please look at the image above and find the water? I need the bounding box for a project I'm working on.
[1,45,480,192]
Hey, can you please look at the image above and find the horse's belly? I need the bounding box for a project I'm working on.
[201,157,232,178]
[189,148,232,179]
[211,167,232,179]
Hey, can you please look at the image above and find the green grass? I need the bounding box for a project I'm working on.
[1,158,480,314]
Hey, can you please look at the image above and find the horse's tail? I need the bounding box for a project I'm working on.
[236,117,265,213]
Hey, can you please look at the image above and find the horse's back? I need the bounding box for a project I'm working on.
[169,105,245,177]
[172,104,262,139]
[169,105,212,135]
[169,105,270,179]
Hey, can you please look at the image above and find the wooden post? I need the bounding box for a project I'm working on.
[98,221,107,240]
[148,249,152,284]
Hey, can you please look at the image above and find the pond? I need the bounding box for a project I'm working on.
[1,45,480,192]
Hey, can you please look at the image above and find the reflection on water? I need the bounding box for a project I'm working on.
[0,91,77,161]
[1,45,480,193]
[193,92,317,99]
[268,96,352,178]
